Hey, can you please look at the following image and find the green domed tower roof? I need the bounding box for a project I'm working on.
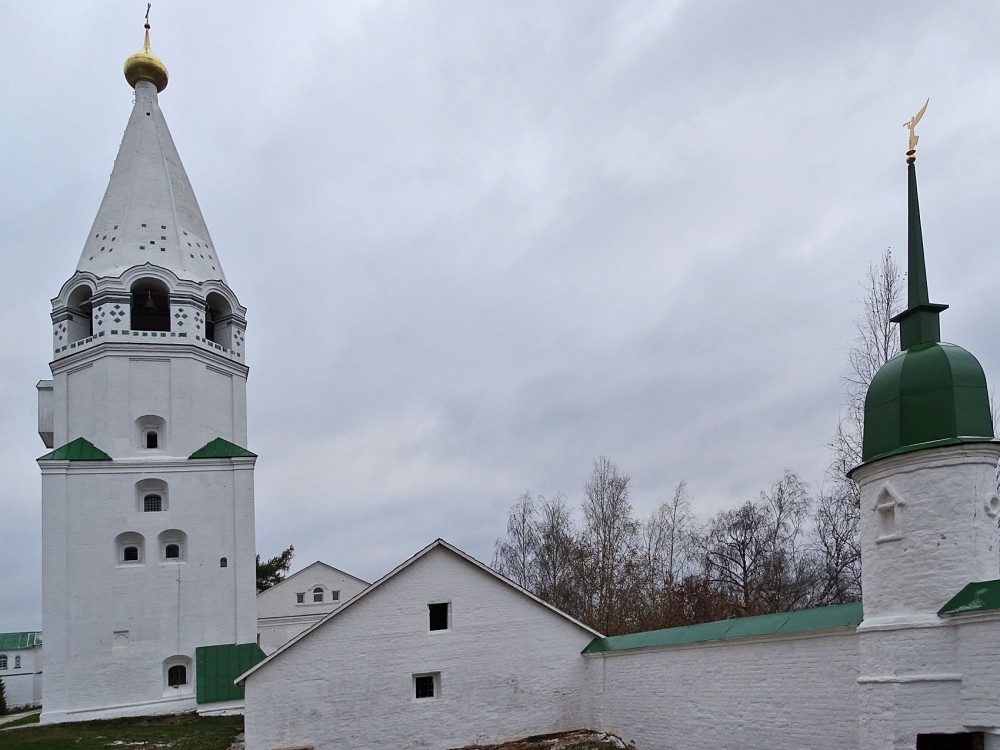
[859,133,993,464]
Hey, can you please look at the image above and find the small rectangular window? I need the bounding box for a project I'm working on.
[414,673,438,699]
[331,590,340,601]
[143,494,162,512]
[296,592,305,604]
[429,602,449,631]
[146,431,158,449]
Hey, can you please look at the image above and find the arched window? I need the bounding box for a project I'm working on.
[219,557,228,568]
[167,664,187,687]
[158,529,187,562]
[205,292,234,347]
[313,587,323,603]
[14,656,20,669]
[116,532,145,564]
[163,655,193,695]
[130,280,170,332]
[0,655,7,670]
[66,284,94,343]
[135,478,168,513]
[143,494,162,512]
[135,416,166,452]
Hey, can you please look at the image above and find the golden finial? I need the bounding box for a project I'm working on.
[124,4,169,93]
[904,99,928,164]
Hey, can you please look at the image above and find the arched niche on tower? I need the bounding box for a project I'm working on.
[135,415,166,451]
[65,284,94,343]
[205,291,234,348]
[130,278,171,332]
[135,477,168,513]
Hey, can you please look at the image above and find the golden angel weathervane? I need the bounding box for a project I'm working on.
[905,99,929,162]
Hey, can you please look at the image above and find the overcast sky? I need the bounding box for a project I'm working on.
[1,2,999,632]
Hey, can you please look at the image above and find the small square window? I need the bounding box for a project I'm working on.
[414,673,439,699]
[331,590,340,601]
[429,602,449,631]
[143,494,162,512]
[296,592,305,604]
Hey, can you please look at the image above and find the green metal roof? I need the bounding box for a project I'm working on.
[189,437,257,459]
[582,602,863,654]
[0,632,42,650]
[861,342,994,463]
[859,161,994,465]
[938,580,1000,616]
[38,437,111,461]
[196,642,265,704]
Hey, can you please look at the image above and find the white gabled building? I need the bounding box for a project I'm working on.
[0,632,43,710]
[240,539,601,750]
[36,24,260,723]
[257,561,370,654]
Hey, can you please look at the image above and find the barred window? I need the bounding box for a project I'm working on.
[143,494,162,512]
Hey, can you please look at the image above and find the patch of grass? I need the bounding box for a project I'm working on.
[0,712,242,750]
[0,712,40,728]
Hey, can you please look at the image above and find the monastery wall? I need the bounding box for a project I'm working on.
[585,628,861,750]
[244,546,594,750]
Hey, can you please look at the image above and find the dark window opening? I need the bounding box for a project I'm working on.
[313,587,323,603]
[167,665,187,687]
[220,557,228,568]
[296,592,305,604]
[165,544,180,559]
[331,590,340,601]
[123,546,140,562]
[429,602,449,631]
[0,655,6,670]
[131,287,170,332]
[146,431,158,449]
[414,675,435,699]
[916,733,983,750]
[143,494,162,512]
[14,656,20,669]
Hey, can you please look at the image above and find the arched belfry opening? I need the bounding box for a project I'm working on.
[130,279,170,332]
[205,291,234,347]
[66,285,94,342]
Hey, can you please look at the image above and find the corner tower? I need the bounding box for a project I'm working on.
[853,107,1000,748]
[37,23,260,723]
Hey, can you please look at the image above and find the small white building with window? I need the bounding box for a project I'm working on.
[0,632,43,709]
[256,561,369,654]
[240,540,600,750]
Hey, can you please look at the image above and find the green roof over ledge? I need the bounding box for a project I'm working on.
[939,580,1000,616]
[189,437,257,459]
[582,602,863,654]
[38,437,112,461]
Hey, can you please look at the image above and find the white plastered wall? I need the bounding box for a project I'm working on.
[244,546,594,750]
[586,629,861,750]
[0,645,43,708]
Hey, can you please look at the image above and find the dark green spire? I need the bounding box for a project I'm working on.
[889,163,948,350]
[856,141,994,466]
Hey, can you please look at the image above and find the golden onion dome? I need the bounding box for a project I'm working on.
[124,26,168,93]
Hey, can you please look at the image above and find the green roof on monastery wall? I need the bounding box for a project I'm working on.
[38,437,111,461]
[189,438,257,459]
[0,632,42,650]
[938,579,1000,616]
[582,602,863,654]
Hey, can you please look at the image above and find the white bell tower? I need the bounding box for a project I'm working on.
[37,22,259,723]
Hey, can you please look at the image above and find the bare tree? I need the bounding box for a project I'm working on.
[579,457,640,634]
[829,248,903,501]
[492,491,539,590]
[701,471,814,616]
[534,494,578,613]
[821,248,903,602]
